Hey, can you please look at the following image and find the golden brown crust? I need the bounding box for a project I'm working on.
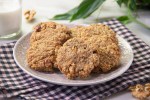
[26,40,56,72]
[71,24,116,38]
[71,24,120,73]
[26,22,71,72]
[87,35,121,73]
[33,22,67,32]
[30,22,71,44]
[56,37,99,79]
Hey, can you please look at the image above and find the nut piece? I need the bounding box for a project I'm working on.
[129,84,150,100]
[24,10,36,22]
[145,83,150,96]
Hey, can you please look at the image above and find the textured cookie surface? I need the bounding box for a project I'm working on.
[87,35,121,73]
[56,37,100,79]
[30,22,70,44]
[71,24,120,73]
[26,22,121,79]
[26,40,56,72]
[26,22,71,72]
[71,24,116,38]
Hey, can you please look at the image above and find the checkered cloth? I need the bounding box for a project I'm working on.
[0,19,150,100]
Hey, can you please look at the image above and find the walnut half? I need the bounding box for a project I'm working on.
[24,10,36,22]
[129,83,150,100]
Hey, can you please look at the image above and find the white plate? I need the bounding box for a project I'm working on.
[13,24,133,86]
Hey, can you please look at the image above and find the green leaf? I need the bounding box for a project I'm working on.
[122,0,129,6]
[116,0,123,7]
[116,0,129,7]
[52,7,77,20]
[117,16,132,24]
[70,0,106,21]
[52,13,70,20]
[127,8,150,29]
[116,0,137,11]
[142,0,150,4]
[52,0,106,21]
[127,0,137,11]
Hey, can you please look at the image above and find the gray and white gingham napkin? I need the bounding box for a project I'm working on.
[0,19,150,100]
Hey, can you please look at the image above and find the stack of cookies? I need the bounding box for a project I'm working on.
[26,22,121,79]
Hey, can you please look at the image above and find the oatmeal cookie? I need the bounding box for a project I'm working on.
[71,24,120,73]
[26,22,71,72]
[56,37,99,79]
[87,35,121,73]
[26,40,56,72]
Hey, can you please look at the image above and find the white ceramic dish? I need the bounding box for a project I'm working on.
[13,24,133,86]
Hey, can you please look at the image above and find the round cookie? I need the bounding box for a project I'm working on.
[87,35,121,73]
[56,37,99,79]
[26,40,56,72]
